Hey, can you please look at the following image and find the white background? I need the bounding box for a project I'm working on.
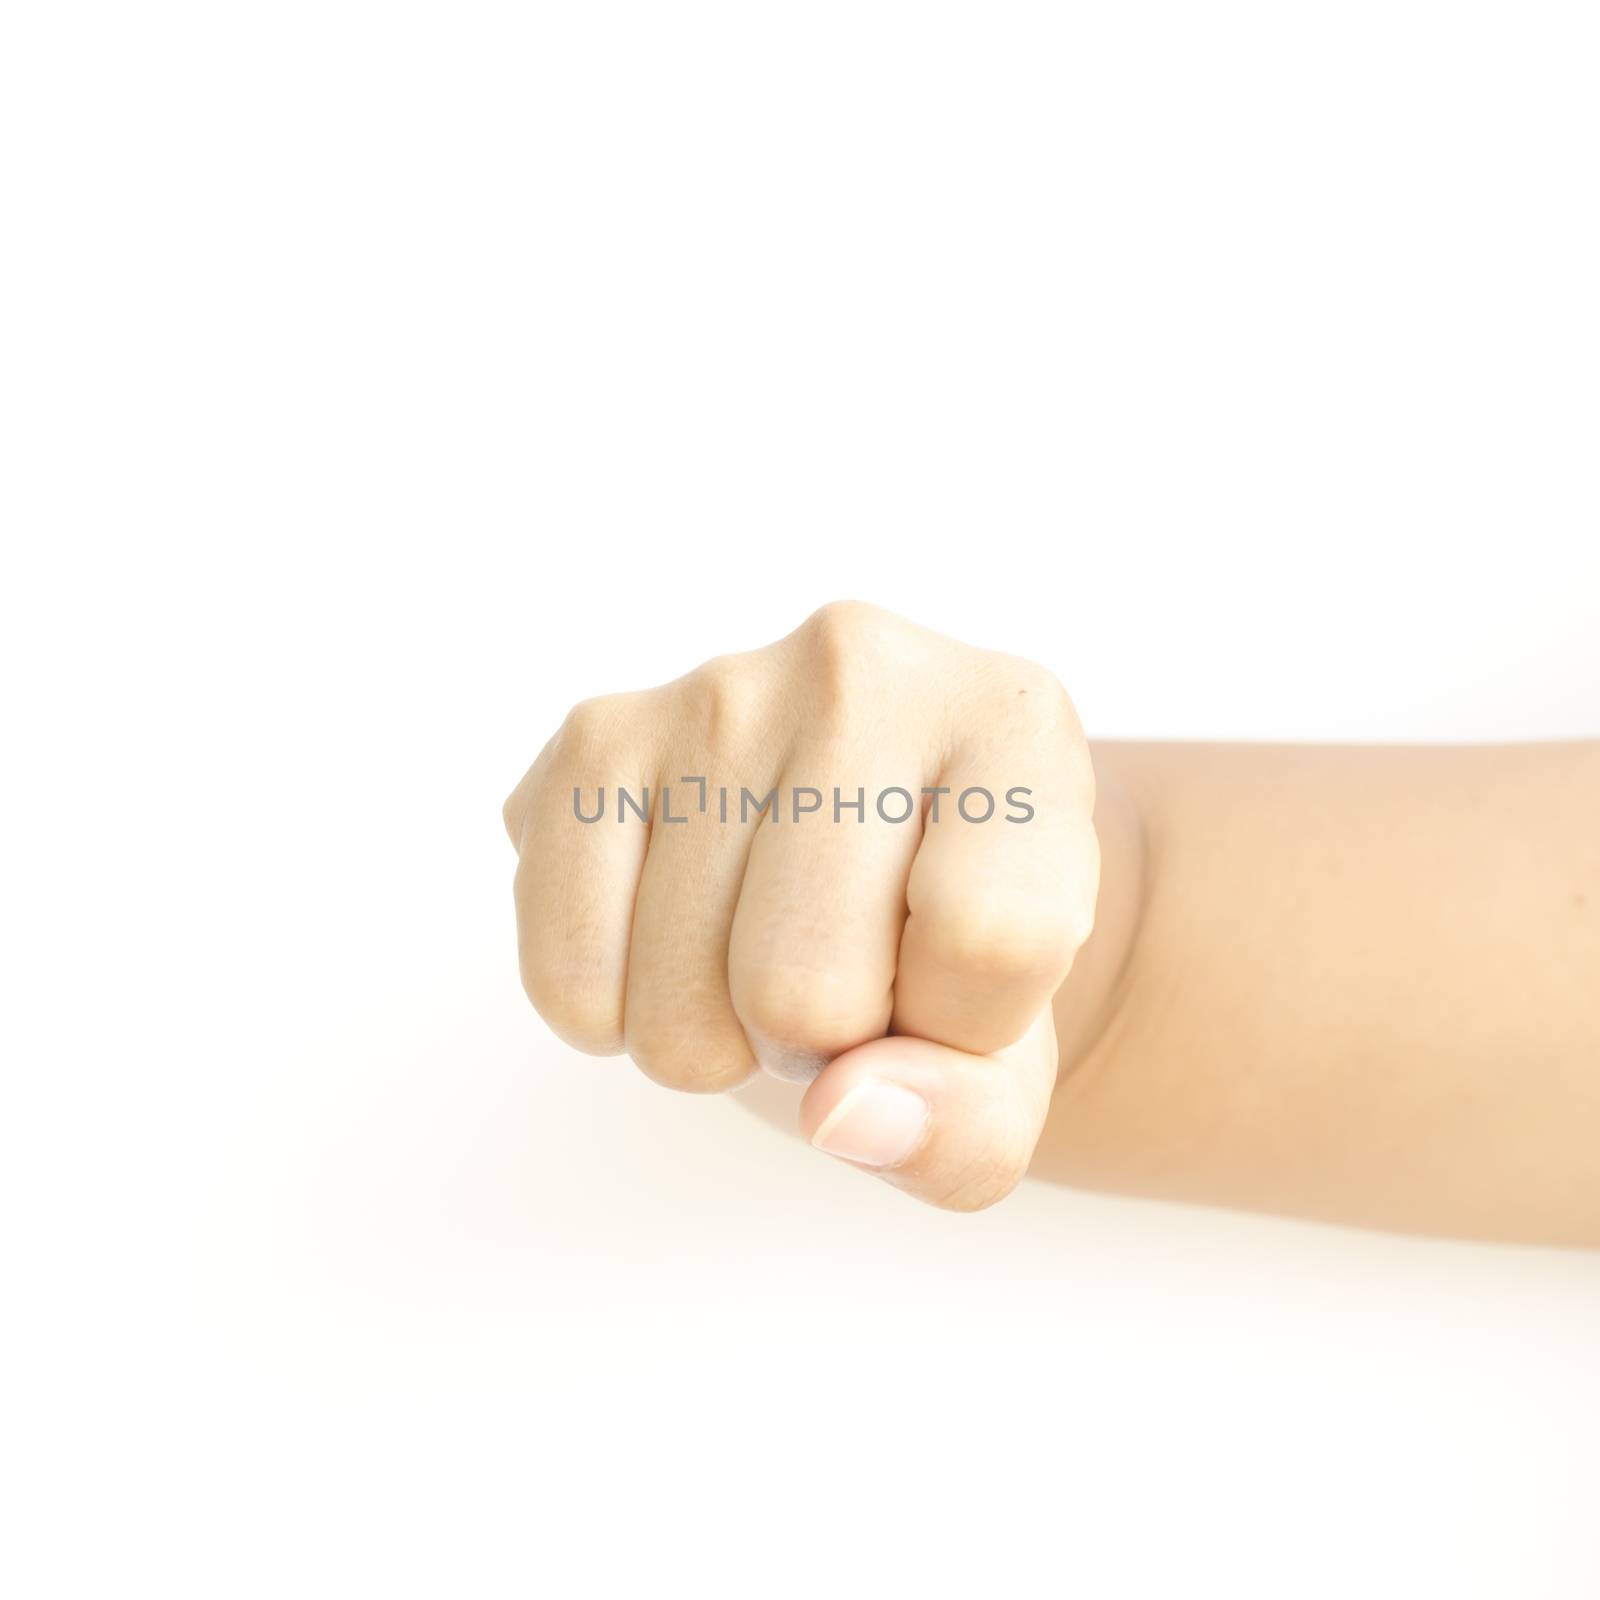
[4,3,1598,1595]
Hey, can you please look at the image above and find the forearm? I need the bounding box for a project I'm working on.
[1046,740,1600,1245]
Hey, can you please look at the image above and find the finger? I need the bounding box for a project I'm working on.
[623,778,761,1094]
[894,682,1098,1055]
[508,698,654,1055]
[728,747,924,1083]
[800,1004,1059,1211]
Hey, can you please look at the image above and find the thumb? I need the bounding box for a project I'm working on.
[798,1006,1059,1211]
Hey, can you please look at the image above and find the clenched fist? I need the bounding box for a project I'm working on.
[502,602,1103,1210]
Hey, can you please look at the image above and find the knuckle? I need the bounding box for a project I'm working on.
[732,963,891,1059]
[511,846,548,915]
[914,897,1087,982]
[804,598,891,649]
[624,1021,755,1094]
[502,786,525,847]
[557,694,631,761]
[560,695,607,738]
[1040,679,1084,745]
[797,600,900,711]
[680,653,763,746]
[513,866,626,1052]
[1018,659,1075,711]
[516,950,623,1055]
[978,654,1087,748]
[624,959,758,1093]
[989,651,1070,704]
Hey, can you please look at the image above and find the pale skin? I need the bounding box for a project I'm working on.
[503,603,1600,1246]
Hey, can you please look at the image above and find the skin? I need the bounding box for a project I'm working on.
[503,603,1600,1245]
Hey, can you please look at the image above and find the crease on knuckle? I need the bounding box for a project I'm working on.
[732,963,892,1060]
[911,897,1086,986]
[517,957,623,1055]
[625,1024,754,1094]
[623,977,757,1093]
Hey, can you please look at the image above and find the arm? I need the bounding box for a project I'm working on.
[504,604,1599,1245]
[1046,741,1600,1245]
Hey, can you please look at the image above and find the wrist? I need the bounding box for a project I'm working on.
[1051,743,1149,1079]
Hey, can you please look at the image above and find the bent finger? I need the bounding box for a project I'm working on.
[798,1005,1059,1211]
[895,700,1097,1055]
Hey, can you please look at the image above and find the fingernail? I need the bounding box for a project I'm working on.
[810,1081,930,1169]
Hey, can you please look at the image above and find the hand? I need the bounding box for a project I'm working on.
[502,601,1101,1210]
